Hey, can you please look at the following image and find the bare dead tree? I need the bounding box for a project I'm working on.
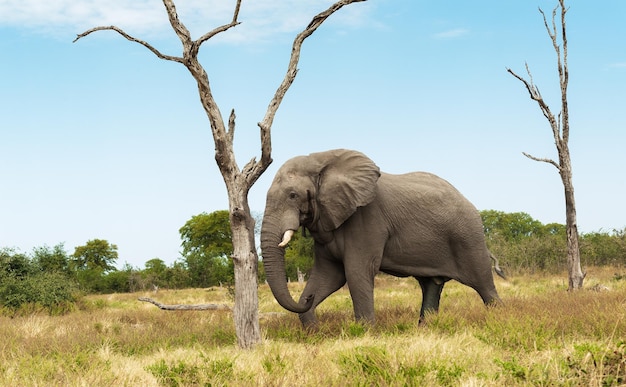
[74,0,365,348]
[507,0,585,290]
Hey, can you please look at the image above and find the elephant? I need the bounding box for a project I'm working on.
[260,148,505,327]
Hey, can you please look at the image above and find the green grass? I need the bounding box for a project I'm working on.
[1,267,625,386]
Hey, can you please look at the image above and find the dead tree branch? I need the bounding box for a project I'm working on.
[506,2,570,166]
[73,0,363,188]
[257,0,366,134]
[138,297,231,311]
[506,64,563,164]
[73,25,184,63]
[253,0,367,186]
[522,152,560,170]
[74,1,242,185]
[197,0,242,47]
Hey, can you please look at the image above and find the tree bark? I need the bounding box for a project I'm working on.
[229,195,262,348]
[560,153,585,289]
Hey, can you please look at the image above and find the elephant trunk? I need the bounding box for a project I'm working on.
[261,217,313,314]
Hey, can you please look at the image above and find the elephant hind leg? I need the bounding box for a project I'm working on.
[416,276,447,324]
[477,287,503,307]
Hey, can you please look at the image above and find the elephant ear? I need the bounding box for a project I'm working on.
[313,149,381,232]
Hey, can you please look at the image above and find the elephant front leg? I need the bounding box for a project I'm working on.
[297,291,317,328]
[345,269,376,324]
[416,276,446,324]
[298,258,347,328]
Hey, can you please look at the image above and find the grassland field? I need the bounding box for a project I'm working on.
[1,266,625,386]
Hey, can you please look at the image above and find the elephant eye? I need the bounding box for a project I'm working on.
[288,192,298,200]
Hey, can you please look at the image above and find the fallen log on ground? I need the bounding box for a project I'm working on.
[138,297,231,311]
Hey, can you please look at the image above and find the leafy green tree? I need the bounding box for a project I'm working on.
[481,210,546,242]
[543,223,567,236]
[0,248,33,279]
[71,239,118,293]
[31,244,71,275]
[163,259,192,289]
[145,258,167,274]
[74,267,106,293]
[103,266,133,293]
[180,211,234,287]
[127,265,145,292]
[144,258,168,288]
[71,239,118,272]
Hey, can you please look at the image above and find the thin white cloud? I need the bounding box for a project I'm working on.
[432,28,469,39]
[608,62,626,69]
[0,0,374,43]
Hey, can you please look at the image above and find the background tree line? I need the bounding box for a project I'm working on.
[2,209,625,315]
[482,210,626,274]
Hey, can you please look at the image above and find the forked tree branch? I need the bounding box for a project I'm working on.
[197,0,242,47]
[162,0,242,58]
[507,0,568,171]
[507,65,559,141]
[73,0,364,187]
[73,0,242,61]
[252,0,366,182]
[162,0,194,50]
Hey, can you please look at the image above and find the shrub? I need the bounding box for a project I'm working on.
[0,272,78,315]
[580,229,626,267]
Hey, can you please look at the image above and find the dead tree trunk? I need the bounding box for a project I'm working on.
[74,0,364,348]
[507,0,585,290]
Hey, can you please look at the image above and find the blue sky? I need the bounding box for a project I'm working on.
[1,0,625,269]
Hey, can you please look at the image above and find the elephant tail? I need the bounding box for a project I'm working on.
[490,252,507,280]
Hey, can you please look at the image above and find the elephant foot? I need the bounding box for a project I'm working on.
[418,309,438,326]
[305,323,319,333]
[355,314,376,326]
[300,320,320,333]
[485,296,503,308]
[299,312,319,331]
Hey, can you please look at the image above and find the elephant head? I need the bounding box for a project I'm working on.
[261,149,381,313]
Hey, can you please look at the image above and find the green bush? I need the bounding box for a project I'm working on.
[0,272,78,315]
[580,229,626,266]
[487,233,567,274]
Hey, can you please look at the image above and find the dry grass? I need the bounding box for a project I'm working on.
[1,267,625,386]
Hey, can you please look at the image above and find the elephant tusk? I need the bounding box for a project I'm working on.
[278,229,295,247]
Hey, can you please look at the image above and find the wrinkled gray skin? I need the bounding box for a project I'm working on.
[261,149,504,327]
